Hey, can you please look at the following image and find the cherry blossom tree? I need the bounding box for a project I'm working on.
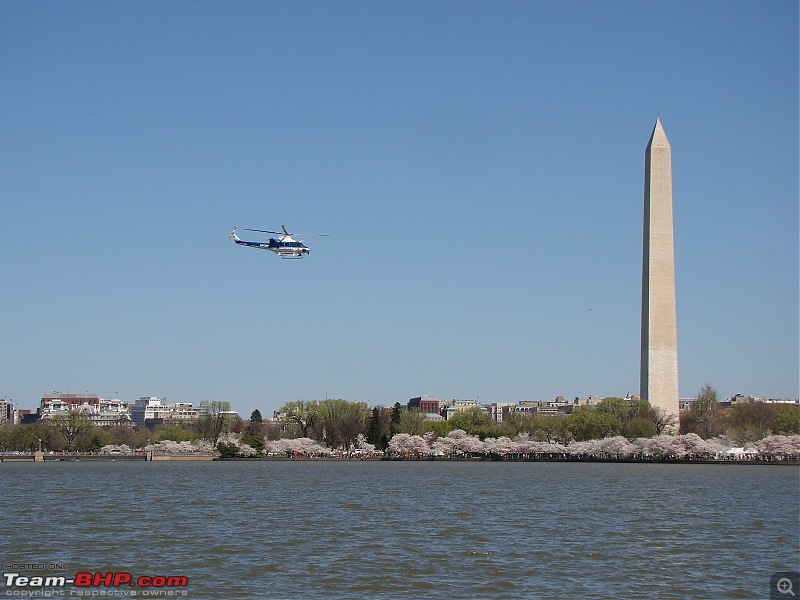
[752,435,800,458]
[351,433,376,455]
[483,436,517,456]
[265,437,332,456]
[100,444,132,455]
[143,439,216,455]
[387,433,430,457]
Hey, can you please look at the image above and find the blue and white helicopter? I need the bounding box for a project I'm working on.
[227,225,328,259]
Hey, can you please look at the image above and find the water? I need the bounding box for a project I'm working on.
[1,460,798,599]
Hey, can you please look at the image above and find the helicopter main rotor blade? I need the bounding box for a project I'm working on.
[243,228,330,237]
[243,228,283,235]
[284,232,331,237]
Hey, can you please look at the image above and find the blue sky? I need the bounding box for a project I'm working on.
[2,1,797,416]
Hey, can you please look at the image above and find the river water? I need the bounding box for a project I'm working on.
[1,460,798,599]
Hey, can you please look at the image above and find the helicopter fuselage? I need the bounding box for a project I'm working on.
[232,236,310,258]
[229,225,325,259]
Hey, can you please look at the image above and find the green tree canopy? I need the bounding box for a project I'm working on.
[390,402,403,434]
[774,407,800,435]
[447,407,497,440]
[49,411,93,450]
[597,397,631,422]
[525,414,568,444]
[367,407,382,446]
[5,423,60,452]
[565,406,622,441]
[396,408,427,436]
[155,424,198,442]
[315,399,370,450]
[727,402,782,444]
[279,400,319,438]
[622,416,657,439]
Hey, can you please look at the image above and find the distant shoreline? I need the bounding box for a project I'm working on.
[2,453,797,466]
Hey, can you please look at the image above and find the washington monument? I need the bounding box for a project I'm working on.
[640,119,679,427]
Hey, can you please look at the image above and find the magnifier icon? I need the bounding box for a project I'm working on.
[777,578,796,597]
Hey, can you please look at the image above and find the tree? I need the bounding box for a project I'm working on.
[623,416,657,439]
[498,412,530,438]
[336,400,370,450]
[597,397,631,422]
[390,402,403,435]
[196,400,233,444]
[652,406,678,435]
[78,430,111,452]
[279,400,318,438]
[241,432,265,454]
[155,424,197,442]
[6,423,59,452]
[217,442,241,459]
[773,407,800,435]
[396,408,427,436]
[447,407,497,440]
[565,406,622,441]
[132,428,156,450]
[367,407,382,446]
[425,420,452,438]
[727,402,780,444]
[315,399,369,450]
[525,414,567,444]
[682,384,724,439]
[107,425,136,447]
[241,409,266,453]
[244,410,265,439]
[49,411,93,450]
[387,433,431,457]
[262,421,282,441]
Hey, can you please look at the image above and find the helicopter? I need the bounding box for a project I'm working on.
[227,225,328,259]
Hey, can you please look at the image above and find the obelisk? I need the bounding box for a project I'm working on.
[640,119,679,428]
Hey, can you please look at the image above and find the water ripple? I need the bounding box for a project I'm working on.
[0,460,797,599]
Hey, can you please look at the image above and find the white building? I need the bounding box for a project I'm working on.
[0,398,12,427]
[131,397,201,428]
[39,397,134,427]
[443,399,488,420]
[483,402,516,422]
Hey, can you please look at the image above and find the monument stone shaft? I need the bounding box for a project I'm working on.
[640,119,679,425]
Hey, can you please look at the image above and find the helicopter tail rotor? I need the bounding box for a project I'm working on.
[227,226,239,241]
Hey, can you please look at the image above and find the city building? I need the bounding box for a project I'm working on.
[40,392,101,411]
[0,398,12,427]
[199,400,239,421]
[512,399,573,417]
[38,393,134,427]
[443,399,487,420]
[131,397,201,428]
[483,402,516,422]
[419,396,443,415]
[15,409,34,424]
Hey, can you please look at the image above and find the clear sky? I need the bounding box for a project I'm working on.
[2,1,797,417]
